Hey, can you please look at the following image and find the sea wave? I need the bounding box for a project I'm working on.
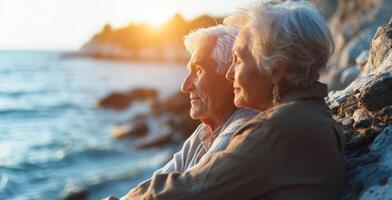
[0,90,55,98]
[1,144,125,171]
[0,102,83,116]
[61,150,172,199]
[1,146,174,200]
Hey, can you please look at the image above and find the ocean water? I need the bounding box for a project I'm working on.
[0,51,187,200]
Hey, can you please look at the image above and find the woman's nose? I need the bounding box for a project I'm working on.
[226,63,235,81]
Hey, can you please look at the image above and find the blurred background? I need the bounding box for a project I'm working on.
[0,0,390,199]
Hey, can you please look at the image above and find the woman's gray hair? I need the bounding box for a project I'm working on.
[224,0,334,87]
[184,25,238,74]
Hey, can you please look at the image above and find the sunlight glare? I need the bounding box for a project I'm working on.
[141,10,172,27]
[145,16,167,27]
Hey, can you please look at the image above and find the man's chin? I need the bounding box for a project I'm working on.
[189,113,199,120]
[189,109,202,120]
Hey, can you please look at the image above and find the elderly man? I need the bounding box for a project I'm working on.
[118,1,344,200]
[105,25,256,200]
[151,25,256,174]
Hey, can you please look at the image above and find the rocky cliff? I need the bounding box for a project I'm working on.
[321,0,392,91]
[326,5,392,198]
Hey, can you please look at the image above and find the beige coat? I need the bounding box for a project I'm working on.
[123,82,345,200]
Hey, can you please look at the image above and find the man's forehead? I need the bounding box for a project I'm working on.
[188,36,218,67]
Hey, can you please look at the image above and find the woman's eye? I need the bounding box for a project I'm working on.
[232,54,240,65]
[236,56,242,64]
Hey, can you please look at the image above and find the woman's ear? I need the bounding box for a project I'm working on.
[271,59,288,84]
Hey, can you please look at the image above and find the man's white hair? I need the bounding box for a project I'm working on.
[184,25,238,74]
[224,0,334,87]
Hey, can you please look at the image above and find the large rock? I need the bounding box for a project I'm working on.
[340,65,361,88]
[63,190,88,200]
[96,88,158,110]
[338,28,376,68]
[329,0,392,68]
[151,91,189,114]
[322,0,392,90]
[359,75,392,112]
[363,17,392,76]
[343,125,392,200]
[111,115,149,139]
[128,88,158,101]
[327,18,392,200]
[134,127,173,149]
[96,92,133,110]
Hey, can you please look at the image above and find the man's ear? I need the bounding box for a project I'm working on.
[271,59,288,84]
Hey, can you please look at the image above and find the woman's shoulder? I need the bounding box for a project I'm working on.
[249,99,333,133]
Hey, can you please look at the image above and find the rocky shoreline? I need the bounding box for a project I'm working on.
[97,88,199,148]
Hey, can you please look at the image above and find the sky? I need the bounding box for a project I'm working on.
[0,0,256,51]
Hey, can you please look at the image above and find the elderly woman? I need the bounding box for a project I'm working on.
[120,1,344,200]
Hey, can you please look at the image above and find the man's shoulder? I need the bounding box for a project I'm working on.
[227,108,258,127]
[220,108,258,135]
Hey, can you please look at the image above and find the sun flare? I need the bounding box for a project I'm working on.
[140,10,172,27]
[145,16,167,27]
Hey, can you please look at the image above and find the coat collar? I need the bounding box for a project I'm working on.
[280,81,328,103]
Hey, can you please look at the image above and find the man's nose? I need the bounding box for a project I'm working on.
[181,73,195,93]
[226,63,235,81]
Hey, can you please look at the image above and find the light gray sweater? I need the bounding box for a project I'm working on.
[153,108,257,175]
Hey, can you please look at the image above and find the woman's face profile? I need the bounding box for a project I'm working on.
[226,28,274,111]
